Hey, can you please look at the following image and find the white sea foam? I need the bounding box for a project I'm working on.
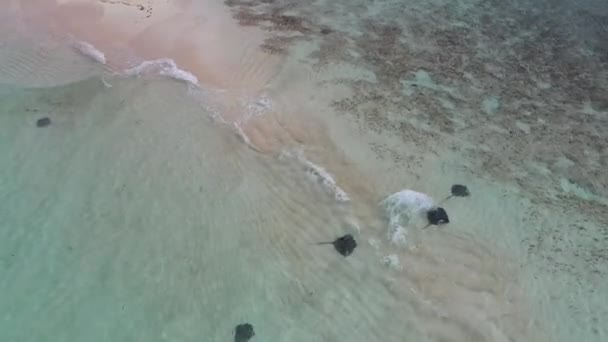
[233,122,262,152]
[101,76,112,88]
[187,87,226,120]
[185,86,265,152]
[389,225,408,247]
[368,238,380,250]
[72,41,106,64]
[68,41,268,154]
[382,254,401,270]
[69,41,198,87]
[280,149,350,202]
[380,189,435,247]
[381,189,435,222]
[125,58,199,85]
[237,95,272,124]
[301,159,350,202]
[70,41,195,90]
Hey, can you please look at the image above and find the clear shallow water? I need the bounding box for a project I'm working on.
[0,77,416,341]
[1,1,607,341]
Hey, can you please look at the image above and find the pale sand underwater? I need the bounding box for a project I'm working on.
[1,0,607,341]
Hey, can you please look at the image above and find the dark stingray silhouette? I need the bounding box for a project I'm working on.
[423,207,450,228]
[451,184,470,197]
[440,184,470,204]
[317,234,357,257]
[36,117,51,127]
[234,323,255,342]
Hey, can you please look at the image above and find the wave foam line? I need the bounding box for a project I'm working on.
[67,40,270,153]
[280,149,350,202]
[237,95,272,124]
[232,122,263,152]
[72,40,106,65]
[125,58,199,86]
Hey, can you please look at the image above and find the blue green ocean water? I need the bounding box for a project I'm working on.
[1,1,607,341]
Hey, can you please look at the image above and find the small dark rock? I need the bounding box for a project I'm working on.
[427,207,449,225]
[36,117,51,127]
[234,323,254,342]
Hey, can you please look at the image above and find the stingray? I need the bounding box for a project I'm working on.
[423,207,450,228]
[234,323,255,342]
[316,234,357,257]
[440,184,470,203]
[36,117,51,128]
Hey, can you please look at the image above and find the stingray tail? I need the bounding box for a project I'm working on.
[438,194,453,205]
[314,241,334,245]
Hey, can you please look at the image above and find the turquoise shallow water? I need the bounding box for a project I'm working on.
[2,0,608,341]
[0,76,431,341]
[0,77,412,341]
[0,78,301,340]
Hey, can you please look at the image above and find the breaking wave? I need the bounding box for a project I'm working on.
[380,189,435,246]
[280,149,351,202]
[125,58,199,86]
[72,40,106,65]
[236,95,272,124]
[67,39,351,208]
[70,40,197,86]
